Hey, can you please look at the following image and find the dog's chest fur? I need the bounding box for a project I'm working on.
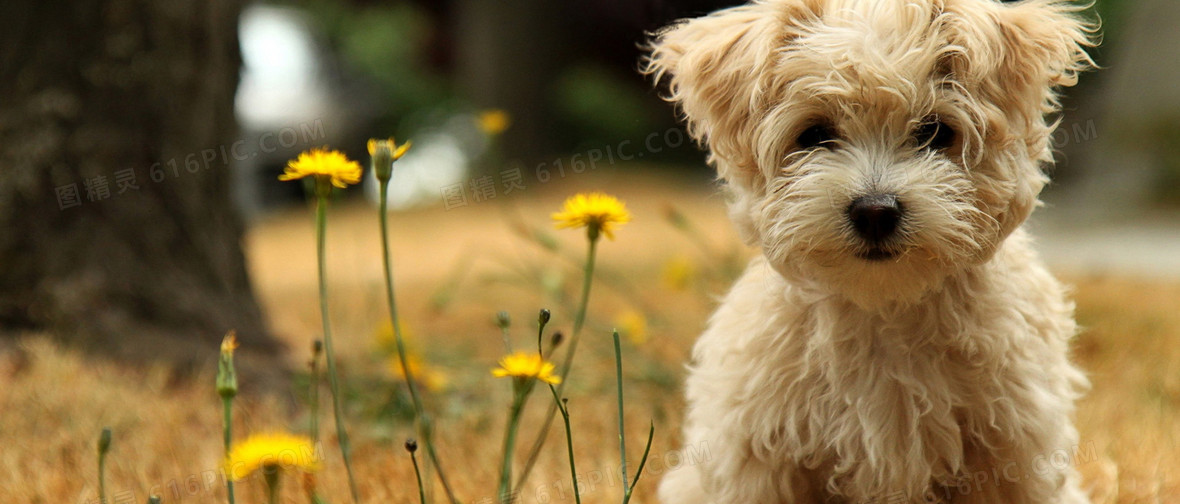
[690,240,1081,500]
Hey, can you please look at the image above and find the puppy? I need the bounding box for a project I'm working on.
[645,1,1096,502]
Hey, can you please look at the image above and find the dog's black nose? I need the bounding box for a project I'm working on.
[848,194,902,242]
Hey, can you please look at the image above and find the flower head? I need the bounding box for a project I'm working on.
[614,309,648,346]
[220,331,239,356]
[661,254,697,291]
[367,138,412,160]
[279,148,362,189]
[217,331,239,398]
[389,354,449,392]
[374,321,414,352]
[491,352,561,385]
[476,109,511,136]
[551,192,631,240]
[224,432,320,481]
[368,137,412,182]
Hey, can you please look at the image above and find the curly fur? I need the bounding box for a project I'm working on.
[644,0,1097,502]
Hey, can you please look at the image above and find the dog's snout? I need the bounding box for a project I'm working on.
[848,194,902,243]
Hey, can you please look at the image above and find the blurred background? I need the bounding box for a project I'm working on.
[0,0,1177,502]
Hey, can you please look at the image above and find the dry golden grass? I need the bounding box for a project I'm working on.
[1,171,1176,503]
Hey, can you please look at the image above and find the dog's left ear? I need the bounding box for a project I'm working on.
[996,1,1097,233]
[991,0,1097,100]
[944,0,1097,238]
[644,1,820,180]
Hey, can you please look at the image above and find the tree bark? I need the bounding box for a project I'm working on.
[0,0,277,368]
[455,0,566,167]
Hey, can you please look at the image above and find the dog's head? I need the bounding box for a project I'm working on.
[646,0,1095,308]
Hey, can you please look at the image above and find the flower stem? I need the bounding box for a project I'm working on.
[264,469,281,504]
[309,342,321,447]
[498,390,530,503]
[613,330,629,495]
[222,396,235,504]
[624,422,655,504]
[97,428,111,504]
[515,235,599,490]
[315,192,360,504]
[409,450,427,504]
[548,386,581,504]
[378,183,459,504]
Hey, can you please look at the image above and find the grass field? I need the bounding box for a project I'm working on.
[1,171,1177,503]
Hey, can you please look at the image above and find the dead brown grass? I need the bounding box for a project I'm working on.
[1,171,1176,503]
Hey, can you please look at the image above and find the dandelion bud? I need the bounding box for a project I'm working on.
[496,311,511,330]
[148,496,161,504]
[217,331,239,399]
[538,308,551,326]
[98,427,112,455]
[368,138,411,183]
[550,331,564,348]
[404,438,419,453]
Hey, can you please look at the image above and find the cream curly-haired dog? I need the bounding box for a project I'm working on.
[645,0,1096,502]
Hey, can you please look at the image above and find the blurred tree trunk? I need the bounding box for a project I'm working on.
[455,0,565,168]
[0,0,278,367]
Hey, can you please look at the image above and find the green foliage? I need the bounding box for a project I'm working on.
[554,64,659,143]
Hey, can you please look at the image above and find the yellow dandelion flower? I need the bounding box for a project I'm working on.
[367,137,412,160]
[477,109,511,135]
[224,432,320,481]
[373,321,415,352]
[389,354,449,392]
[614,309,649,346]
[278,148,363,188]
[491,352,562,385]
[551,192,631,240]
[661,254,697,291]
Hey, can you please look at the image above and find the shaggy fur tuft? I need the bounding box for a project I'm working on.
[645,0,1097,502]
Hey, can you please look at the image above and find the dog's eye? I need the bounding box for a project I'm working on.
[796,124,837,150]
[914,119,955,150]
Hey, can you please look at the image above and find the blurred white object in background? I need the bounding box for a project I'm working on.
[237,5,329,129]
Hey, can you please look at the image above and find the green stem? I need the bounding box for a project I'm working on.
[623,422,655,504]
[315,192,360,504]
[264,469,281,504]
[548,386,581,504]
[515,236,598,490]
[498,390,530,503]
[98,453,107,504]
[378,182,459,504]
[222,396,236,504]
[309,349,320,446]
[410,451,427,504]
[612,330,629,495]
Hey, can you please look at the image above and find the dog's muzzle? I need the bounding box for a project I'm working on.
[848,194,903,260]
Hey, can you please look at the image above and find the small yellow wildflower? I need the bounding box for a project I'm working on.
[373,321,415,352]
[551,192,631,240]
[662,254,697,291]
[224,432,320,481]
[491,352,562,385]
[389,354,449,392]
[477,109,511,135]
[367,137,412,160]
[614,310,648,346]
[278,148,363,188]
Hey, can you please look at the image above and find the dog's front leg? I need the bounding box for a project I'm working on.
[659,424,819,504]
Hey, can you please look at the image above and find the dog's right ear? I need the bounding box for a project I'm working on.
[644,1,819,175]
